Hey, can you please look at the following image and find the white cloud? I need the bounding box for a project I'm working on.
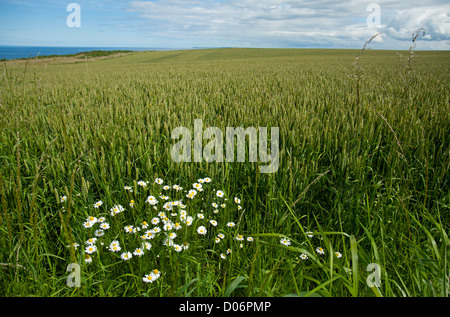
[383,6,450,41]
[126,0,450,49]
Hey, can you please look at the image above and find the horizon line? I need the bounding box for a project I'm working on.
[1,44,449,51]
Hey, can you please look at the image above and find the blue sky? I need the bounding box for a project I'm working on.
[0,0,449,49]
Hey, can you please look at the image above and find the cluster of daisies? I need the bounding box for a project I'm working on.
[279,236,343,262]
[65,176,251,284]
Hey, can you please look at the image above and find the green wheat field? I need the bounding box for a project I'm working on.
[0,45,449,297]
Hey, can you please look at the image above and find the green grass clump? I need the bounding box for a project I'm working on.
[0,44,448,297]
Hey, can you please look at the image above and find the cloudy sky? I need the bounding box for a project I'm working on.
[0,0,449,49]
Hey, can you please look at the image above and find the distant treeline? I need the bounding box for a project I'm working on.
[1,50,133,61]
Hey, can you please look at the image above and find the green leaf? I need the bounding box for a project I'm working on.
[176,278,198,296]
[350,235,359,297]
[224,276,247,297]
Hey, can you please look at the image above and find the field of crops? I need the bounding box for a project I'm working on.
[0,46,449,297]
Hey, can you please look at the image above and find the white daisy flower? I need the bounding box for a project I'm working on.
[146,195,158,205]
[83,221,94,229]
[60,196,67,203]
[110,204,124,216]
[109,240,120,249]
[197,226,207,235]
[86,216,98,224]
[193,183,202,190]
[186,193,194,199]
[143,274,155,283]
[145,231,156,240]
[235,234,244,241]
[109,244,121,253]
[306,231,314,238]
[93,201,103,208]
[163,222,173,231]
[176,202,183,209]
[124,225,134,234]
[162,202,173,211]
[247,237,254,242]
[186,189,197,199]
[124,186,133,192]
[120,251,132,261]
[316,247,325,255]
[216,190,224,198]
[154,178,163,185]
[197,213,205,219]
[280,238,291,246]
[94,229,104,237]
[217,233,225,239]
[98,217,106,223]
[220,253,226,259]
[163,238,174,247]
[204,177,212,183]
[300,253,308,260]
[335,252,342,259]
[210,220,218,226]
[143,269,161,283]
[226,222,236,228]
[152,269,161,278]
[133,248,144,257]
[173,244,183,252]
[174,222,182,230]
[137,180,148,187]
[85,245,97,254]
[182,242,190,250]
[151,217,160,225]
[234,197,241,204]
[143,242,152,250]
[85,254,93,264]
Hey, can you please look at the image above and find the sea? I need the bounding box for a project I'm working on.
[0,45,183,60]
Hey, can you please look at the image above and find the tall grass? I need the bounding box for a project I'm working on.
[0,44,448,297]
